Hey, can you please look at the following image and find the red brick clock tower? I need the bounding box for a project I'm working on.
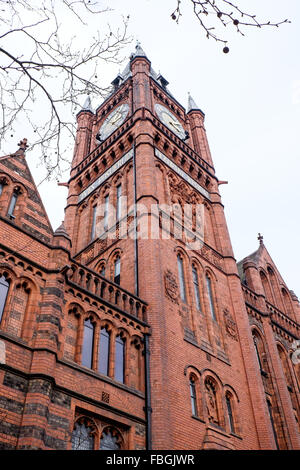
[63,42,300,450]
[0,43,299,450]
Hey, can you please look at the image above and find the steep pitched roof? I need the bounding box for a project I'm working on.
[0,140,53,244]
[237,235,298,299]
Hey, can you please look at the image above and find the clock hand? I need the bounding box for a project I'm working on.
[169,120,181,131]
[111,112,122,125]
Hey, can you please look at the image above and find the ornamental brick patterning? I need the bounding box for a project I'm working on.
[0,44,299,450]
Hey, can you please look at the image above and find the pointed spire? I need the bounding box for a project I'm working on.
[54,221,70,238]
[188,92,200,112]
[81,95,94,113]
[130,40,148,60]
[121,61,131,79]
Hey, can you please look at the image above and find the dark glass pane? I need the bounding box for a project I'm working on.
[116,185,122,221]
[254,339,262,370]
[267,400,279,449]
[90,206,97,240]
[98,328,110,376]
[104,195,109,229]
[192,266,201,310]
[0,275,9,323]
[177,255,186,302]
[226,396,235,433]
[0,183,3,196]
[100,265,106,276]
[190,380,197,416]
[8,193,17,216]
[71,423,94,450]
[206,276,216,321]
[100,430,120,450]
[82,319,94,368]
[115,335,125,383]
[114,257,120,285]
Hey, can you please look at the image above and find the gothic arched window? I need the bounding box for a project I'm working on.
[0,182,3,196]
[100,428,121,450]
[98,327,110,376]
[177,254,186,302]
[90,205,97,241]
[82,318,94,368]
[64,306,80,362]
[260,271,273,304]
[267,399,279,449]
[114,256,121,285]
[116,184,122,221]
[6,281,30,338]
[7,191,18,218]
[0,275,9,323]
[206,275,216,321]
[100,265,106,277]
[189,376,198,417]
[253,333,263,372]
[225,393,235,433]
[205,377,220,425]
[71,421,95,450]
[281,288,294,319]
[104,194,109,230]
[115,334,125,383]
[192,265,201,311]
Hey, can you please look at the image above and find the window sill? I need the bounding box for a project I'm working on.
[191,415,205,423]
[230,432,243,440]
[59,357,145,398]
[205,423,243,441]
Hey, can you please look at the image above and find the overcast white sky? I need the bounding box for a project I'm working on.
[3,0,300,297]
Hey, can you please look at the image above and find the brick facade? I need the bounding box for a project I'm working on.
[0,46,299,450]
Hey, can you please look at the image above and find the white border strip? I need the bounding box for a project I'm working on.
[155,148,210,200]
[78,149,133,203]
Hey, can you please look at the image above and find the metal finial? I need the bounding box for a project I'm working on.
[258,233,264,245]
[18,138,28,150]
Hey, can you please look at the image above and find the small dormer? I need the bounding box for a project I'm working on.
[111,74,123,92]
[157,74,169,89]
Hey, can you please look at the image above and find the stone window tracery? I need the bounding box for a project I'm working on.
[205,377,220,426]
[100,427,122,450]
[71,419,96,450]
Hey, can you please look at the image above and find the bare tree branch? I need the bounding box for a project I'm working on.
[0,0,291,182]
[0,0,131,180]
[171,0,290,52]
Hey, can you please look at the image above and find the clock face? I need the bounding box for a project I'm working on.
[155,103,186,139]
[99,104,129,141]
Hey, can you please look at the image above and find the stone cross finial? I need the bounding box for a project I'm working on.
[258,233,264,245]
[18,138,28,151]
